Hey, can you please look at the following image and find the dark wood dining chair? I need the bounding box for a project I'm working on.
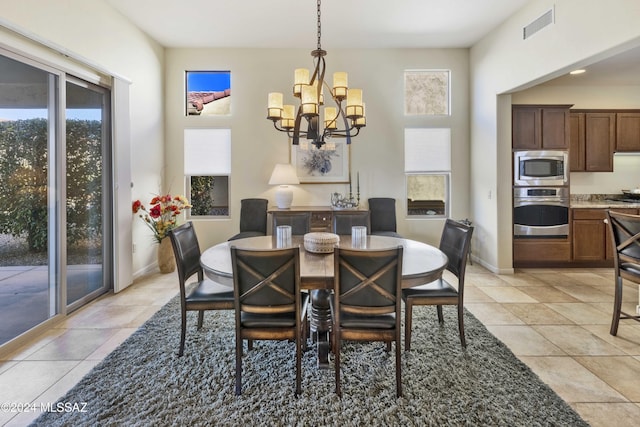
[606,210,640,335]
[402,219,474,350]
[228,198,268,241]
[331,211,370,235]
[168,222,234,357]
[272,211,311,235]
[230,246,309,396]
[368,197,401,237]
[331,246,404,397]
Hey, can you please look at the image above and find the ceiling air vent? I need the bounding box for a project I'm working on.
[523,7,554,40]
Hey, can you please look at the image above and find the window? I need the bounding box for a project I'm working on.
[185,71,231,116]
[184,128,231,217]
[404,128,450,218]
[0,50,115,345]
[404,70,450,116]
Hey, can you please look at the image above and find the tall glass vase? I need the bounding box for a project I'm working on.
[157,237,176,274]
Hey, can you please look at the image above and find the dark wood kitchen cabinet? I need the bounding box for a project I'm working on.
[569,113,585,171]
[512,105,572,150]
[616,112,640,152]
[513,239,571,266]
[571,208,638,263]
[572,209,607,261]
[569,112,615,172]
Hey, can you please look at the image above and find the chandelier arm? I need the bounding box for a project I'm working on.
[292,107,305,145]
[340,106,355,144]
[272,120,287,133]
[317,57,326,102]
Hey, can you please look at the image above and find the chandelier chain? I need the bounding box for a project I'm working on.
[316,0,322,51]
[266,0,365,149]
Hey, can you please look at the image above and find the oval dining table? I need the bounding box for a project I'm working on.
[200,234,448,368]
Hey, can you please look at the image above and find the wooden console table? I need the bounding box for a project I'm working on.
[268,206,366,233]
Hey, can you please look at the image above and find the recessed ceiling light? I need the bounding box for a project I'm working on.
[570,69,586,75]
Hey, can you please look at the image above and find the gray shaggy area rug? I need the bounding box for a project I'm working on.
[32,295,588,426]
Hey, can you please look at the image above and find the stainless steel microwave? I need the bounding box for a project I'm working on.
[514,150,568,186]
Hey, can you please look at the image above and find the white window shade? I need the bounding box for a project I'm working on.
[404,128,451,172]
[184,128,231,175]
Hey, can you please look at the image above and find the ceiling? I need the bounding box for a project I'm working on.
[538,45,640,87]
[105,0,640,86]
[105,0,531,49]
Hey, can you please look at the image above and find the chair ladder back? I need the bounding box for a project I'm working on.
[607,211,640,265]
[272,212,311,235]
[335,247,403,312]
[169,222,203,285]
[239,198,268,233]
[231,247,300,313]
[368,198,397,233]
[339,257,399,303]
[332,211,371,235]
[439,219,473,279]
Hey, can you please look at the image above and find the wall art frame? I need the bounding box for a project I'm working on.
[185,70,231,116]
[404,69,450,116]
[290,141,350,184]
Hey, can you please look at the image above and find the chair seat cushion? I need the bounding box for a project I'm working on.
[620,262,640,278]
[402,278,458,299]
[186,280,234,303]
[241,312,296,327]
[241,293,309,327]
[339,312,396,329]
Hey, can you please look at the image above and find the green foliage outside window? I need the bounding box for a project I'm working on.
[190,176,215,216]
[0,118,102,251]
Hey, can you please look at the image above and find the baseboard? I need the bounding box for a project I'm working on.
[470,255,514,275]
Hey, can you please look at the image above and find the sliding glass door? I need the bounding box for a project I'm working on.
[0,54,57,345]
[0,52,112,346]
[65,79,110,308]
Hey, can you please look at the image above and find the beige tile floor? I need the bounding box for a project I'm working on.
[1,265,640,426]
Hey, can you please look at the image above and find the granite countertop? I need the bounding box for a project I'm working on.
[570,194,640,208]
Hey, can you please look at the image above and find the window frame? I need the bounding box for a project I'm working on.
[406,172,450,219]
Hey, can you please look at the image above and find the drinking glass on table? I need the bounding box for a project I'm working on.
[351,226,367,248]
[276,225,292,247]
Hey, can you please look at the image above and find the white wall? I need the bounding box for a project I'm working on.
[470,0,640,273]
[164,48,470,250]
[0,0,165,278]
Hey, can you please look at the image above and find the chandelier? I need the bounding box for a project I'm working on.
[266,0,366,150]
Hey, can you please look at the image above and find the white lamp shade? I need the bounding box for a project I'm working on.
[269,164,299,209]
[268,164,300,185]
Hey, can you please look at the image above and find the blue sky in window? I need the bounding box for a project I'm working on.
[0,109,101,121]
[187,71,231,91]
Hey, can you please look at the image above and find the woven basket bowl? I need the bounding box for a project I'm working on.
[303,232,339,253]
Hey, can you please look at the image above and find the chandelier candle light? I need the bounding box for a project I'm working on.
[266,0,366,149]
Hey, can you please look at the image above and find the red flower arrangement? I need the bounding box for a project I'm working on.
[132,194,192,243]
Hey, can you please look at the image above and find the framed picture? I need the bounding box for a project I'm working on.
[404,70,450,116]
[185,71,231,116]
[291,141,350,183]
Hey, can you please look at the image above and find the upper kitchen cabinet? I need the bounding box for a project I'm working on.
[569,113,585,171]
[570,111,615,172]
[512,105,572,150]
[616,112,640,152]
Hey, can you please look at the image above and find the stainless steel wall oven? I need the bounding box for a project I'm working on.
[513,187,569,238]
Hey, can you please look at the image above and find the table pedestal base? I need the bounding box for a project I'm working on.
[310,289,332,369]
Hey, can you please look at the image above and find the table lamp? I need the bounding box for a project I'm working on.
[268,163,300,209]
